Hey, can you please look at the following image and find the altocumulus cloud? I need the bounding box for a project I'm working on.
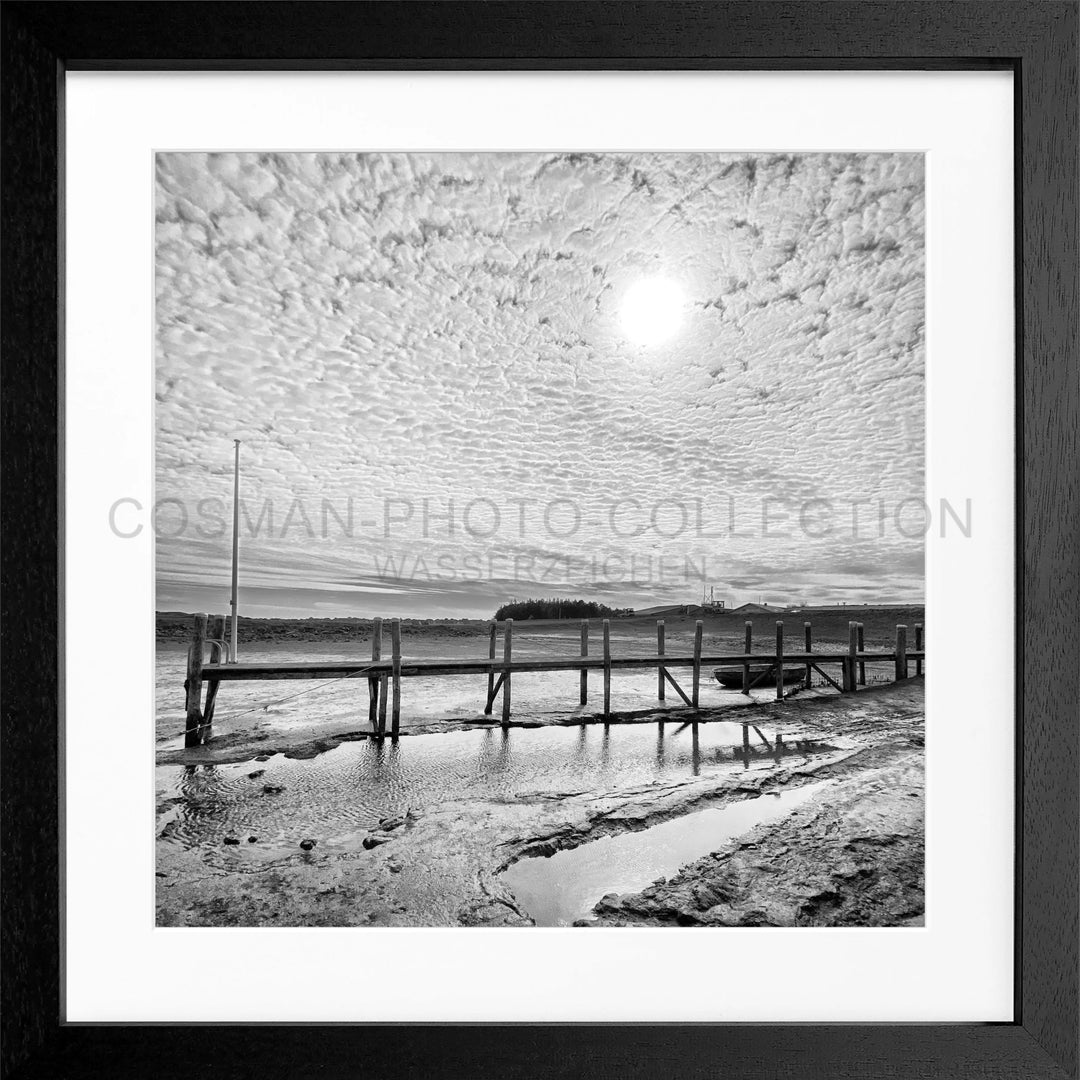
[155,152,925,616]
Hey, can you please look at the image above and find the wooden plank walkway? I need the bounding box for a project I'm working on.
[180,613,924,748]
[199,651,924,680]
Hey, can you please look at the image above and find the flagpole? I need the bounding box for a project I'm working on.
[229,439,241,663]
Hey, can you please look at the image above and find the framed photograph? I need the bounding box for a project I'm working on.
[3,2,1076,1078]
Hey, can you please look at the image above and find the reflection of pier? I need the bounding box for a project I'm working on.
[182,615,924,748]
[734,728,837,770]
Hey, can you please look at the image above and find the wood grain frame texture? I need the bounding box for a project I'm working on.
[1,2,1075,1078]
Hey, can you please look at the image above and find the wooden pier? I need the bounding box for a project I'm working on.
[182,616,924,748]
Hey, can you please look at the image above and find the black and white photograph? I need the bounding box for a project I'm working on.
[10,1,1079,1072]
[154,150,929,928]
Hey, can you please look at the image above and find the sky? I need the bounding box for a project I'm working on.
[155,151,925,619]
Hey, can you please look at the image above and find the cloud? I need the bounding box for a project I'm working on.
[156,152,925,616]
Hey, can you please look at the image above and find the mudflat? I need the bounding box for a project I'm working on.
[157,679,923,928]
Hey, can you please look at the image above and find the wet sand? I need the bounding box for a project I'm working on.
[156,679,923,928]
[584,745,923,927]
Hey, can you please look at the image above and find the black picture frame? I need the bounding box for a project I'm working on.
[2,2,1076,1077]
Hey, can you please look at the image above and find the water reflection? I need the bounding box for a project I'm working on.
[502,778,836,926]
[734,724,835,769]
[475,727,513,779]
[176,763,239,821]
[158,719,838,860]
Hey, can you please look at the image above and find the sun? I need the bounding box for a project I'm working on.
[619,277,685,346]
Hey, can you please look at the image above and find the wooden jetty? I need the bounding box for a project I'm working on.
[182,616,924,748]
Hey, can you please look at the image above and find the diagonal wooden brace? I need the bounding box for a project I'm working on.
[484,672,506,714]
[662,668,693,707]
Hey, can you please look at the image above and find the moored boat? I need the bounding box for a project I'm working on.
[713,665,806,689]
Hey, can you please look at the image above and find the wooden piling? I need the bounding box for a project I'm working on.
[184,613,207,748]
[656,619,665,701]
[369,617,383,734]
[486,621,497,714]
[580,619,589,706]
[915,623,923,676]
[857,622,866,686]
[742,621,752,694]
[844,621,858,692]
[895,624,908,682]
[692,620,703,709]
[803,621,812,688]
[390,618,402,735]
[602,619,611,719]
[502,619,513,726]
[202,615,225,733]
[775,621,784,701]
[378,661,389,736]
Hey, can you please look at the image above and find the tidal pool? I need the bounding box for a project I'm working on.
[500,779,835,926]
[157,720,837,873]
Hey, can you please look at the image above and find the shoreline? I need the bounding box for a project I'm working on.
[157,679,924,928]
[157,605,926,645]
[156,690,808,767]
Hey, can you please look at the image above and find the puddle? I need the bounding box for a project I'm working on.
[157,721,838,872]
[501,779,835,926]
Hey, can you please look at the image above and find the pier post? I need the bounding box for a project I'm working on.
[656,619,665,701]
[369,617,383,734]
[580,619,589,707]
[692,619,703,709]
[378,637,389,735]
[775,621,784,701]
[202,615,225,736]
[743,621,752,694]
[844,621,858,692]
[915,623,923,676]
[486,622,497,714]
[184,613,207,748]
[390,617,403,734]
[602,620,611,720]
[501,619,513,726]
[390,619,402,736]
[857,622,866,686]
[803,621,812,688]
[895,624,908,682]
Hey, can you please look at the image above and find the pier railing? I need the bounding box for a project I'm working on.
[180,616,924,748]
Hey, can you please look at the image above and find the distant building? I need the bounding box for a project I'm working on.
[731,602,773,615]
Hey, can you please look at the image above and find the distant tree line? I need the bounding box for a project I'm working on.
[493,598,633,621]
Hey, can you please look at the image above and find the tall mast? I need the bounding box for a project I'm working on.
[229,439,241,663]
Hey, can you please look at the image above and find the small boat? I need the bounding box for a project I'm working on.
[713,665,806,689]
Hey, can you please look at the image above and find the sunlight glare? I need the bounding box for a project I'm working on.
[619,277,685,346]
